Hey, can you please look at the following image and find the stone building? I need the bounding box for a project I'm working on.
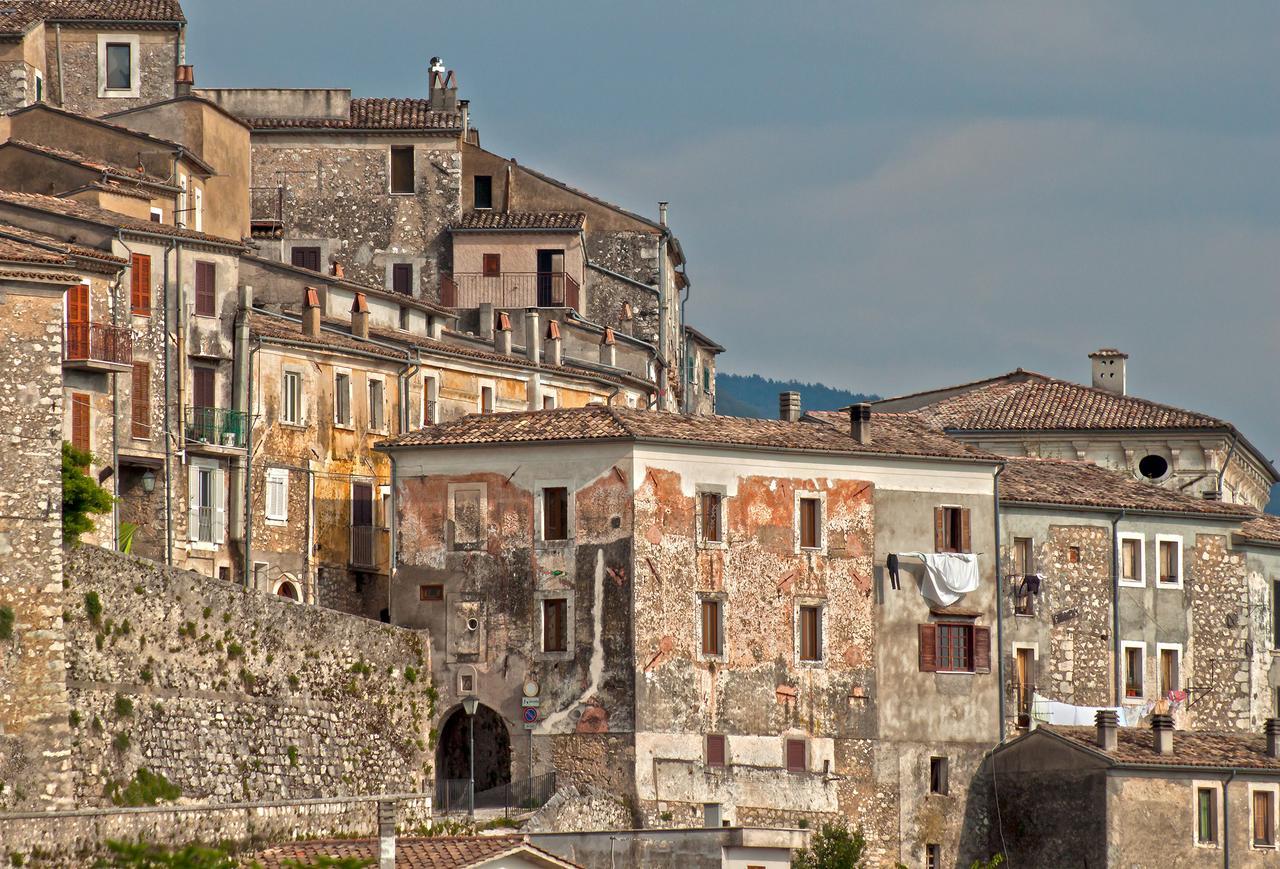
[378,401,1004,865]
[875,349,1278,511]
[0,0,186,116]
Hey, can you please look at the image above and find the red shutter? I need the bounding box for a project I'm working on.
[131,362,150,439]
[706,734,726,767]
[483,253,501,277]
[131,254,152,315]
[919,624,938,672]
[785,738,806,772]
[934,507,945,551]
[195,261,215,317]
[974,626,991,673]
[960,508,972,553]
[70,392,90,454]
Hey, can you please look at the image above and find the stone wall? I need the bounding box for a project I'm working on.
[49,28,179,117]
[525,784,632,833]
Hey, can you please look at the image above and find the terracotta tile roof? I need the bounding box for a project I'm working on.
[908,371,1224,432]
[249,312,406,362]
[454,210,586,231]
[0,1,184,34]
[5,139,173,186]
[998,456,1255,517]
[0,190,244,247]
[0,221,126,268]
[381,405,1000,463]
[251,835,581,868]
[245,98,461,131]
[1049,725,1280,770]
[684,324,725,353]
[1238,513,1280,546]
[805,410,998,460]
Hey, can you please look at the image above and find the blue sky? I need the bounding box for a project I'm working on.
[185,1,1280,505]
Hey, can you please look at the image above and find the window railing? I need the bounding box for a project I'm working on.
[350,524,379,568]
[440,271,580,312]
[184,406,248,448]
[64,322,132,366]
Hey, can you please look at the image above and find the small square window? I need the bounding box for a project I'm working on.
[706,734,726,768]
[483,253,501,277]
[419,584,443,602]
[937,506,970,553]
[784,737,806,773]
[929,757,949,795]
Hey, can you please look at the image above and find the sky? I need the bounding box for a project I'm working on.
[184,1,1280,500]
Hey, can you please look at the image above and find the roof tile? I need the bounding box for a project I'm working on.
[252,835,580,868]
[454,210,586,231]
[6,139,172,185]
[246,98,460,131]
[1050,725,1280,770]
[0,189,244,247]
[0,1,184,34]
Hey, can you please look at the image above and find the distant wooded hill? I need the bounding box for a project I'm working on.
[715,373,879,419]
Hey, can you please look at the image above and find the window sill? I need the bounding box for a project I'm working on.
[188,541,218,551]
[333,423,354,431]
[536,539,572,550]
[389,191,417,197]
[935,669,977,676]
[798,547,826,555]
[1157,581,1184,589]
[279,421,307,430]
[265,518,287,527]
[1118,581,1145,589]
[698,541,727,550]
[132,311,152,318]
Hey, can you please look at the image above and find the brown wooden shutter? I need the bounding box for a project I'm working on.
[785,738,806,772]
[706,734,726,767]
[70,392,90,454]
[131,361,150,438]
[131,253,151,315]
[934,507,946,551]
[960,508,972,553]
[483,253,501,277]
[392,263,413,295]
[544,487,568,540]
[974,626,992,673]
[919,624,938,672]
[195,261,215,316]
[291,247,321,272]
[193,367,215,409]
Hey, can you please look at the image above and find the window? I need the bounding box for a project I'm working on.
[483,253,501,277]
[929,757,949,795]
[398,306,410,331]
[926,844,941,869]
[1014,646,1036,715]
[936,506,971,552]
[33,70,42,103]
[282,371,302,424]
[449,484,485,549]
[390,146,415,193]
[1068,546,1081,563]
[799,496,821,549]
[480,385,494,415]
[1197,787,1218,844]
[799,605,822,662]
[422,376,439,425]
[1159,645,1180,696]
[368,378,385,430]
[334,372,351,425]
[1139,453,1169,479]
[542,486,568,541]
[474,175,493,209]
[542,394,556,410]
[543,598,568,652]
[1013,537,1033,576]
[701,598,723,657]
[70,392,91,455]
[195,261,216,317]
[1123,643,1145,699]
[192,366,215,409]
[131,362,150,439]
[105,42,131,90]
[1254,789,1275,847]
[149,207,162,223]
[178,174,187,227]
[784,738,806,773]
[1157,537,1182,586]
[188,461,224,544]
[937,623,971,671]
[420,584,444,602]
[1119,534,1145,585]
[706,734,726,768]
[392,263,413,295]
[699,491,723,544]
[1013,537,1037,615]
[459,673,474,693]
[919,623,991,674]
[291,246,322,272]
[130,253,151,315]
[265,468,288,523]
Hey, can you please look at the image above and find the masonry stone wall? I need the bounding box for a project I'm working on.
[49,28,178,117]
[1187,532,1254,730]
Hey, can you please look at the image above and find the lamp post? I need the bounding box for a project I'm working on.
[462,695,478,816]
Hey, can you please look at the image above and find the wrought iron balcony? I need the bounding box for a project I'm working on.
[184,406,248,449]
[440,271,580,311]
[64,322,132,369]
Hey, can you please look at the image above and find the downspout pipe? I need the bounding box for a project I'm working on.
[397,350,422,432]
[54,24,64,107]
[1111,509,1127,706]
[1223,768,1237,869]
[994,461,1007,742]
[656,210,670,409]
[241,337,259,586]
[387,453,399,620]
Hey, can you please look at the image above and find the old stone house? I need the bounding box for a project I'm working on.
[377,402,1004,866]
[0,1,186,117]
[875,349,1278,511]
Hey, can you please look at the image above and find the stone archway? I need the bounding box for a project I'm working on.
[437,703,512,797]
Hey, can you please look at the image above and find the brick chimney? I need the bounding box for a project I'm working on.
[600,327,616,367]
[525,309,541,363]
[428,59,457,112]
[1089,348,1128,395]
[850,403,872,445]
[494,311,512,355]
[545,319,562,367]
[1267,718,1280,759]
[779,392,801,423]
[175,64,194,97]
[331,261,345,280]
[1151,713,1174,755]
[1095,709,1118,751]
[350,293,368,339]
[302,287,320,338]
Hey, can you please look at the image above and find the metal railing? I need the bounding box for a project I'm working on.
[64,322,132,366]
[350,524,379,568]
[250,186,284,225]
[440,272,580,311]
[184,406,248,448]
[436,773,556,817]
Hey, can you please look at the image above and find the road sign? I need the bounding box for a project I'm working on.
[522,707,539,724]
[521,697,541,707]
[523,722,537,730]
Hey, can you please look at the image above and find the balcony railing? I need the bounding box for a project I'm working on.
[350,524,379,568]
[440,271,580,312]
[64,322,132,367]
[184,406,248,448]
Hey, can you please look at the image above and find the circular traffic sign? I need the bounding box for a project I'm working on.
[522,707,539,724]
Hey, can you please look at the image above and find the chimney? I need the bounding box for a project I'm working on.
[377,800,396,869]
[428,60,458,112]
[658,201,668,227]
[1151,713,1174,755]
[1267,718,1280,759]
[545,319,562,367]
[1202,490,1222,501]
[478,302,494,340]
[350,293,369,339]
[460,99,470,138]
[1095,709,1118,752]
[850,402,872,444]
[302,287,320,338]
[779,391,801,423]
[525,309,541,363]
[494,312,512,355]
[600,327,616,367]
[428,315,444,340]
[331,260,345,280]
[175,64,194,97]
[1089,348,1128,395]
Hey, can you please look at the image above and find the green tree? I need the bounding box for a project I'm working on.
[62,442,113,543]
[791,820,868,869]
[95,841,239,868]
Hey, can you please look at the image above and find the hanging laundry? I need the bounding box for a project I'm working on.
[899,552,980,607]
[887,553,901,590]
[1032,693,1128,727]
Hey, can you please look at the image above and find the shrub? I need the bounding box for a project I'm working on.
[226,642,244,659]
[106,768,181,808]
[62,442,113,543]
[112,732,130,752]
[84,591,103,625]
[791,820,867,869]
[114,696,134,718]
[287,745,299,766]
[0,606,14,641]
[403,666,418,684]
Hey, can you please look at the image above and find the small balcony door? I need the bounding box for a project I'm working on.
[351,482,375,567]
[66,283,89,357]
[536,249,564,306]
[193,366,215,409]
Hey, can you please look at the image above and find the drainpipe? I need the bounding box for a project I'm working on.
[397,350,421,432]
[656,204,669,409]
[388,452,399,620]
[994,461,1007,741]
[54,24,64,107]
[1223,769,1237,869]
[240,337,260,587]
[1111,509,1127,706]
[105,261,127,548]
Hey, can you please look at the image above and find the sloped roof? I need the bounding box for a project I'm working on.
[454,210,586,231]
[1238,513,1280,547]
[0,1,184,35]
[3,139,174,186]
[245,98,461,131]
[249,312,406,362]
[1047,725,1280,770]
[999,456,1255,518]
[0,189,244,247]
[0,221,126,267]
[252,835,581,868]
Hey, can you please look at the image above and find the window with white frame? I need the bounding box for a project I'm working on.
[1156,535,1183,587]
[1157,643,1181,697]
[379,485,392,528]
[187,459,225,545]
[334,370,352,426]
[796,492,825,551]
[541,390,557,410]
[697,488,726,546]
[265,467,289,523]
[479,381,495,415]
[368,377,386,431]
[1118,532,1145,587]
[98,34,140,98]
[149,206,162,223]
[282,369,302,424]
[1121,641,1145,700]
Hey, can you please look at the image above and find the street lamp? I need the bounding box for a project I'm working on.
[141,469,156,493]
[462,695,479,816]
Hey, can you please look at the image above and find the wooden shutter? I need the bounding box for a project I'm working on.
[960,508,972,553]
[544,487,567,540]
[131,253,151,315]
[934,507,946,551]
[291,247,321,272]
[701,600,720,656]
[800,498,817,548]
[706,734,726,767]
[70,392,90,454]
[131,362,150,438]
[195,261,215,317]
[785,738,806,772]
[974,626,992,673]
[187,465,202,540]
[483,253,501,277]
[212,466,227,542]
[352,482,374,526]
[193,367,215,409]
[919,624,938,672]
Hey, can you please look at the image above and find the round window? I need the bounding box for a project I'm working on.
[1138,454,1169,480]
